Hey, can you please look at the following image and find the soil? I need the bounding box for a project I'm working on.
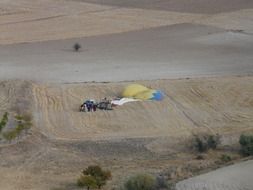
[0,77,253,189]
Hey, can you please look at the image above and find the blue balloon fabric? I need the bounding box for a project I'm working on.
[122,84,165,101]
[150,90,164,101]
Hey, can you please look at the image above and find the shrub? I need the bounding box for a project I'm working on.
[14,114,23,121]
[3,130,17,141]
[155,175,169,189]
[220,154,232,163]
[0,112,8,132]
[239,134,253,156]
[193,133,221,153]
[16,123,24,133]
[167,182,175,190]
[195,154,205,160]
[77,175,98,190]
[78,165,111,189]
[2,113,32,141]
[207,134,220,149]
[124,174,156,190]
[194,135,208,152]
[73,43,81,52]
[22,113,32,122]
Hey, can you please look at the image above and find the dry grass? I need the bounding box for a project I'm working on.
[1,0,252,44]
[0,77,252,189]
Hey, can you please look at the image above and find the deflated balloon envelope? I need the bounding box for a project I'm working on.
[122,84,164,101]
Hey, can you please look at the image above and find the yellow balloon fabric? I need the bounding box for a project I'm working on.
[134,90,156,100]
[122,84,164,101]
[122,84,149,98]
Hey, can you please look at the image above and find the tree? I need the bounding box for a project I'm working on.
[207,134,220,149]
[77,175,98,190]
[0,112,8,132]
[124,174,156,190]
[192,133,221,153]
[73,43,81,52]
[155,175,169,189]
[239,134,253,156]
[77,165,111,189]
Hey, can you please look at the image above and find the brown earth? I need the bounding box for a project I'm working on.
[76,0,253,14]
[32,77,253,140]
[0,76,253,189]
[0,0,253,44]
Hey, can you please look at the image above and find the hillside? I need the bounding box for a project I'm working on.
[0,76,253,189]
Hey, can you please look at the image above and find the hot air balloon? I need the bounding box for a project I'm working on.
[122,84,164,101]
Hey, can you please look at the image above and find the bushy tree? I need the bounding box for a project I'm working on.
[124,174,156,190]
[0,112,8,132]
[2,130,17,142]
[155,175,169,189]
[77,165,111,189]
[193,133,221,152]
[207,134,220,149]
[73,43,81,52]
[239,134,253,156]
[77,175,98,190]
[220,154,232,163]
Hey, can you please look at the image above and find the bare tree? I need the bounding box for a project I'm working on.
[73,43,81,52]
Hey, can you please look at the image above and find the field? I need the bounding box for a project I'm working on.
[0,0,253,189]
[1,0,253,44]
[1,77,253,189]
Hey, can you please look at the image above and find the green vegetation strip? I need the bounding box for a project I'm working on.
[240,134,253,156]
[1,113,32,141]
[0,112,8,133]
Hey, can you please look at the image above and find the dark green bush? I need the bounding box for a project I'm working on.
[220,154,232,163]
[239,134,253,156]
[0,112,8,132]
[196,154,205,160]
[3,130,17,141]
[125,174,156,190]
[77,175,97,190]
[2,113,32,141]
[14,114,23,121]
[155,175,170,189]
[78,165,111,189]
[193,133,221,153]
[207,134,220,149]
[73,43,81,52]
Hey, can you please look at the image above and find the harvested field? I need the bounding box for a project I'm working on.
[32,77,253,140]
[0,77,253,189]
[77,0,253,14]
[1,24,253,83]
[0,0,203,44]
[0,0,253,44]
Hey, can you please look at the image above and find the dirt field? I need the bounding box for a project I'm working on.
[0,0,203,44]
[77,0,253,14]
[1,23,253,83]
[0,0,253,44]
[0,77,253,189]
[31,77,253,140]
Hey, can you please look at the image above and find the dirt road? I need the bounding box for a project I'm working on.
[176,159,253,190]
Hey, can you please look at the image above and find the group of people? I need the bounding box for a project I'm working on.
[80,98,113,112]
[80,100,97,112]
